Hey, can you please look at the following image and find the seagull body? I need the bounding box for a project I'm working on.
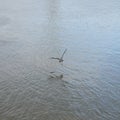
[51,49,67,63]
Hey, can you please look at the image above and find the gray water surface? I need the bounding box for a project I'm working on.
[0,0,120,120]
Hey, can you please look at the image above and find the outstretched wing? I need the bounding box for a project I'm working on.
[51,57,60,60]
[61,49,67,59]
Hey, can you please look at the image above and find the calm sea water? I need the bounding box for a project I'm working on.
[0,0,120,119]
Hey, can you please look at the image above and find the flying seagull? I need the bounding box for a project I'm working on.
[51,49,67,62]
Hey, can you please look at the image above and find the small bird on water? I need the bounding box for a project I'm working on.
[51,49,67,63]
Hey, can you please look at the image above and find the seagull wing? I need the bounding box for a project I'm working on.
[61,49,67,59]
[51,57,60,60]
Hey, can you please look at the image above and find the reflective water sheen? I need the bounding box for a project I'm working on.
[0,0,120,119]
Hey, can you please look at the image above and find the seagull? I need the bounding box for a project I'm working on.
[51,49,67,63]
